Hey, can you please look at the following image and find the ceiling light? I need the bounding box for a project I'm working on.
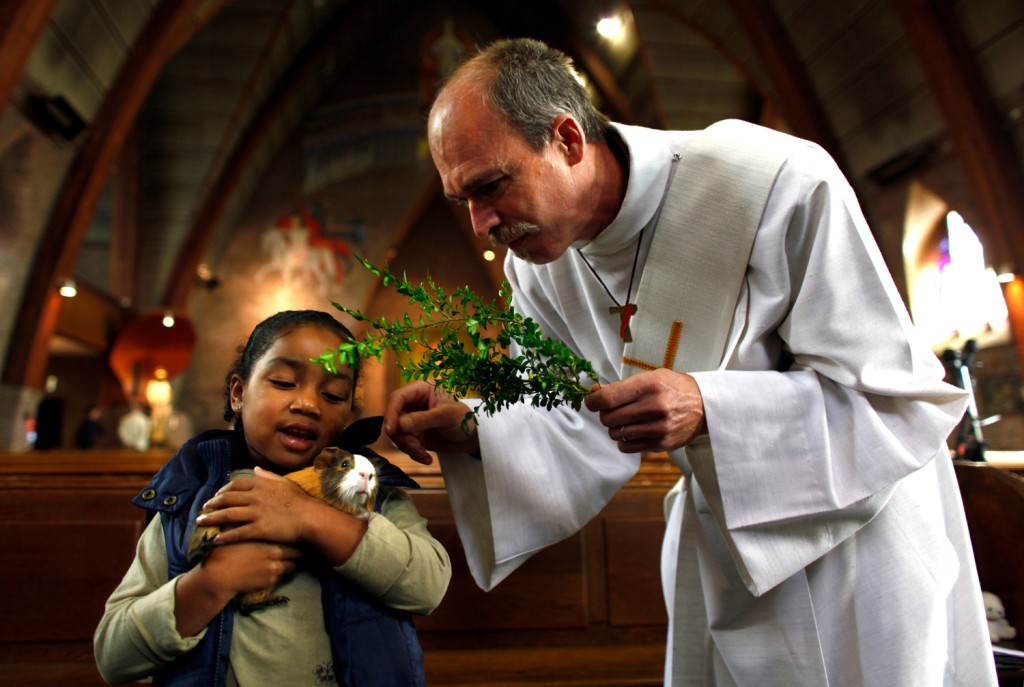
[59,279,77,298]
[162,312,176,328]
[597,16,623,40]
[483,249,496,262]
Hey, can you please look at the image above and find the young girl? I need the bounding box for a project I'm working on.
[94,310,450,686]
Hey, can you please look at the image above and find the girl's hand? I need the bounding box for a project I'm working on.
[195,468,319,545]
[196,468,368,567]
[174,537,301,637]
[200,538,302,597]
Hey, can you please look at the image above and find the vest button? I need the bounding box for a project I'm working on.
[163,495,178,506]
[141,488,156,501]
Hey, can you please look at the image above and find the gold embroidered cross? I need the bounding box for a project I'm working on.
[623,320,684,370]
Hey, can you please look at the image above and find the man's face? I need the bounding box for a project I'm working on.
[428,89,582,264]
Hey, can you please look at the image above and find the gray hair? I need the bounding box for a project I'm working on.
[451,38,608,150]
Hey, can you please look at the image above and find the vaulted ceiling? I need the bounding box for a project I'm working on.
[2,0,1023,390]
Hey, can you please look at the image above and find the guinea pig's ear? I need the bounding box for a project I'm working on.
[340,416,384,450]
[314,447,341,471]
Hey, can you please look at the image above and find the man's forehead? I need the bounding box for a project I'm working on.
[432,126,508,197]
[429,94,536,197]
[442,158,504,199]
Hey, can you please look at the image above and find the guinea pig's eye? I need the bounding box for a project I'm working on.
[341,459,350,469]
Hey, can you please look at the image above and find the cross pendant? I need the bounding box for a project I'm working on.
[609,303,638,342]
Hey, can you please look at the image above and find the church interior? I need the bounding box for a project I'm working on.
[1,0,1023,684]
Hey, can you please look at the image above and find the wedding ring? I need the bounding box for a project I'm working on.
[620,425,628,442]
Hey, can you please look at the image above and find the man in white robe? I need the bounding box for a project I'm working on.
[384,38,996,686]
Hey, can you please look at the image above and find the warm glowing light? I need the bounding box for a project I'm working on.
[145,376,174,446]
[998,272,1016,284]
[597,16,623,40]
[145,379,172,409]
[59,279,77,298]
[482,250,496,262]
[162,312,175,328]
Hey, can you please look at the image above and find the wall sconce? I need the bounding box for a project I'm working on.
[195,263,221,290]
[58,279,77,298]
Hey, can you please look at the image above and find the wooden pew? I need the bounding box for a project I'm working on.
[953,460,1024,687]
[0,448,677,686]
[0,450,163,686]
[954,460,1024,635]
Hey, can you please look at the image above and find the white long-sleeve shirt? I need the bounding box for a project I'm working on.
[440,122,996,686]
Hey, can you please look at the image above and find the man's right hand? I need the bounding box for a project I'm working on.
[383,381,480,464]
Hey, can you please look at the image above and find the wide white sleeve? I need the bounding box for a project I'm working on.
[440,263,639,591]
[689,144,968,595]
[441,399,638,591]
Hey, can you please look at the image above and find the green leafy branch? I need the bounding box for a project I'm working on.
[315,255,599,424]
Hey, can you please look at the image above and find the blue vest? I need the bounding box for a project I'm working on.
[133,419,426,687]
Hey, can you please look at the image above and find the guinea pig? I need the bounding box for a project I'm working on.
[286,446,379,518]
[187,446,378,613]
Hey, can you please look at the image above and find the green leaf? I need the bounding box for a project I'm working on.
[324,255,599,420]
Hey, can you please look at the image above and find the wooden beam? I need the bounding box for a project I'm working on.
[166,4,644,309]
[642,0,769,98]
[109,127,140,303]
[163,0,406,308]
[893,0,1024,274]
[631,40,670,131]
[444,198,509,295]
[568,39,638,125]
[0,0,58,114]
[386,176,447,267]
[1,0,213,390]
[722,0,847,169]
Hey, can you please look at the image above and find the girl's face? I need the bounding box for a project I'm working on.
[229,324,354,473]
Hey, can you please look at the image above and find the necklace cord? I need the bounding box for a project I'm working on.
[577,227,644,308]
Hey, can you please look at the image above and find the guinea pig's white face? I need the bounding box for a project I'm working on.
[336,453,378,508]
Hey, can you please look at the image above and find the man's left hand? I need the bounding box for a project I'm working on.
[584,368,707,452]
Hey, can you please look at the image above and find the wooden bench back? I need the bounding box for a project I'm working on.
[954,459,1024,630]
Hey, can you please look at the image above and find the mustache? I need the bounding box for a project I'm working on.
[488,222,540,247]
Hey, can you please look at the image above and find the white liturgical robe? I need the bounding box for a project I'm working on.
[438,122,996,686]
